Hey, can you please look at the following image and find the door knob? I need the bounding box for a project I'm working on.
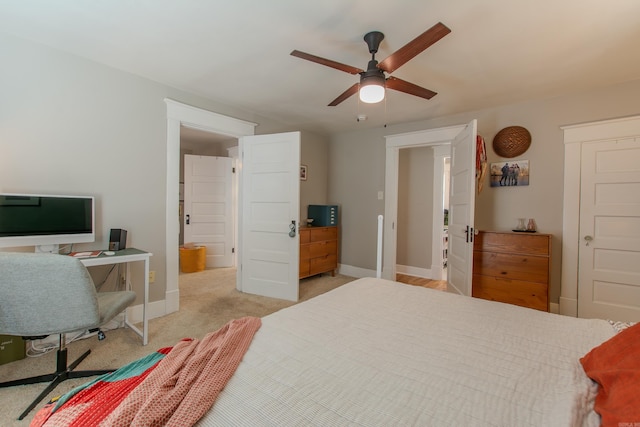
[186,214,190,225]
[289,220,296,238]
[584,235,593,246]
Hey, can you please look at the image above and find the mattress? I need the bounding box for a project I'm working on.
[198,277,615,426]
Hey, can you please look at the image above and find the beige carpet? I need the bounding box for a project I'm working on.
[0,268,355,425]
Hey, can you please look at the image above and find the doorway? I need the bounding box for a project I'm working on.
[383,121,477,296]
[165,99,257,315]
[395,145,450,282]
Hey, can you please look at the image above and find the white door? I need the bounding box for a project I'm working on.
[238,132,300,301]
[183,155,233,268]
[447,120,477,296]
[578,138,640,322]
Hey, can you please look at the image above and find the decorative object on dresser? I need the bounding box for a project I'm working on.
[299,226,338,279]
[472,230,550,311]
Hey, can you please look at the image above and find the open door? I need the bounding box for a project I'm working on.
[238,132,301,301]
[447,120,477,296]
[183,155,234,268]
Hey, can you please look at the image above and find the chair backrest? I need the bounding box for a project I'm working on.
[0,252,101,336]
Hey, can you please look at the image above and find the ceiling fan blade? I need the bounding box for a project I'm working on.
[386,76,437,100]
[291,50,363,75]
[328,83,359,106]
[378,22,451,74]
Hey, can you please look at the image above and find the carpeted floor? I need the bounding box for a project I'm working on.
[0,268,355,426]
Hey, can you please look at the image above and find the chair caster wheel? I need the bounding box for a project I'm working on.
[97,331,106,340]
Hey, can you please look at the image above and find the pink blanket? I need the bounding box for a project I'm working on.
[32,316,261,427]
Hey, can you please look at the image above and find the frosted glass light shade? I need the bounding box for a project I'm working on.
[359,84,385,103]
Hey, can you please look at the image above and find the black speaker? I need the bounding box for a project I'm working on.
[109,229,127,251]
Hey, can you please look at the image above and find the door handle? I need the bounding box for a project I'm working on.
[465,225,474,243]
[289,220,296,238]
[186,214,190,225]
[584,235,593,246]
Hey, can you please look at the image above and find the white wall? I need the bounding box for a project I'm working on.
[299,131,330,224]
[397,146,434,270]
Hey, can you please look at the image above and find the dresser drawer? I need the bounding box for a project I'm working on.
[474,232,550,256]
[299,228,311,244]
[309,226,338,242]
[299,259,310,278]
[473,252,549,284]
[309,255,337,276]
[472,274,548,311]
[308,240,337,258]
[300,244,310,262]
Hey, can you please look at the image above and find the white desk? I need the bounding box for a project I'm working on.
[80,248,152,345]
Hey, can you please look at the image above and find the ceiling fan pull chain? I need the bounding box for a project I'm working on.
[384,94,388,128]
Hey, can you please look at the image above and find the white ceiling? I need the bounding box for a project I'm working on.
[2,0,640,135]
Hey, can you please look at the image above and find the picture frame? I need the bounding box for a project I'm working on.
[489,160,529,187]
[300,165,308,181]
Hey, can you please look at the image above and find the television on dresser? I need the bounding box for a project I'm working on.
[0,193,95,251]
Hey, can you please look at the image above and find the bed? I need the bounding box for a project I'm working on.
[32,277,639,426]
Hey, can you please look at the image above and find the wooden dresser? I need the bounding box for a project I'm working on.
[472,231,551,311]
[299,226,338,279]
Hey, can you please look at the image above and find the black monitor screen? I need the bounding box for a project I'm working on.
[0,195,93,237]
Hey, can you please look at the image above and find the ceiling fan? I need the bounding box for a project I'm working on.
[291,22,451,106]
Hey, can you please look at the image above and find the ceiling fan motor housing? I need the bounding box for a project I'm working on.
[360,63,385,86]
[364,31,385,54]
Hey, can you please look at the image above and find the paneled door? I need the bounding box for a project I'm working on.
[447,120,477,296]
[183,155,233,268]
[238,132,300,301]
[578,137,640,322]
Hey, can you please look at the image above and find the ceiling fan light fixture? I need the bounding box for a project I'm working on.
[359,74,386,104]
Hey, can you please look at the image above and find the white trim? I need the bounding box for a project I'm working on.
[561,115,640,143]
[431,145,450,281]
[126,299,166,324]
[561,114,640,317]
[338,263,376,279]
[164,99,256,315]
[383,125,465,281]
[396,264,431,279]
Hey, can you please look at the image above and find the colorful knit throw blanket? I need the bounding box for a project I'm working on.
[31,316,262,427]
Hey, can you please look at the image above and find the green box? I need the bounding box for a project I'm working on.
[0,335,26,365]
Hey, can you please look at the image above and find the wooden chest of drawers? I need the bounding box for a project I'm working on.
[472,231,551,311]
[299,226,338,279]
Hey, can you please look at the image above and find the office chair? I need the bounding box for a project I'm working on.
[0,252,136,420]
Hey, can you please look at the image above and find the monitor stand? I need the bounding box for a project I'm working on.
[35,244,60,254]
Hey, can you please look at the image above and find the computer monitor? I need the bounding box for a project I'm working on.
[0,193,95,252]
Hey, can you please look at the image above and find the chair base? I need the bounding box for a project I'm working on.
[0,347,114,420]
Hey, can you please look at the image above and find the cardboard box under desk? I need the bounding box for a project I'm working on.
[0,334,26,365]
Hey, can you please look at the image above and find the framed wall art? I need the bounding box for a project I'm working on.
[490,160,529,187]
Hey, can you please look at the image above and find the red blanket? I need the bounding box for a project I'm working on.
[31,316,261,427]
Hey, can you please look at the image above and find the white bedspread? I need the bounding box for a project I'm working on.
[198,278,614,426]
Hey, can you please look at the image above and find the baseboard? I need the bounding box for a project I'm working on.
[126,299,168,324]
[337,264,376,279]
[549,302,559,314]
[395,264,431,278]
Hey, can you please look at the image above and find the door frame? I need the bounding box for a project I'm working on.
[165,99,256,315]
[383,124,466,282]
[560,115,640,317]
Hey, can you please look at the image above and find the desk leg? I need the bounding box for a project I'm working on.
[142,258,149,345]
[123,259,149,346]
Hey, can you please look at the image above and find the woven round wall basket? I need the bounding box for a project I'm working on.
[492,126,531,158]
